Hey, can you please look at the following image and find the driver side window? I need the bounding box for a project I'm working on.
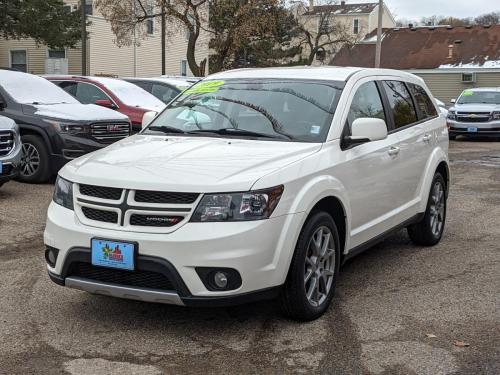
[348,81,386,131]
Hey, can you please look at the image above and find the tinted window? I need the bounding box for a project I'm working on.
[408,83,437,119]
[347,81,386,128]
[382,81,417,129]
[58,81,77,96]
[152,84,179,103]
[145,79,343,142]
[76,83,109,104]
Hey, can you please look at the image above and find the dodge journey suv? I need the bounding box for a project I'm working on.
[45,67,449,321]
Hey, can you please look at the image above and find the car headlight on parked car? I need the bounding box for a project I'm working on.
[190,185,284,222]
[53,176,74,210]
[45,120,88,135]
[447,110,456,120]
[492,111,500,120]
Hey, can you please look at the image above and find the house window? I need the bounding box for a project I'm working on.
[85,0,93,15]
[48,49,66,59]
[146,2,154,35]
[461,73,476,83]
[181,60,187,76]
[10,50,27,72]
[353,19,360,34]
[319,18,330,34]
[63,4,72,13]
[186,14,195,40]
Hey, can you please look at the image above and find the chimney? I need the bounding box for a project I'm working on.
[447,44,454,59]
[341,1,346,5]
[309,0,314,12]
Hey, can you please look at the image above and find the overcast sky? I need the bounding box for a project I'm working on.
[382,0,497,20]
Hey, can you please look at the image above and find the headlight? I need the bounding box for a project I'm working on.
[492,111,500,120]
[190,185,284,222]
[53,176,74,210]
[447,110,456,120]
[45,120,88,135]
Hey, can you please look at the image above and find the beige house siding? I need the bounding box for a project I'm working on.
[413,71,500,103]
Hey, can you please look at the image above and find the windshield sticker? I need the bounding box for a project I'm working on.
[185,80,225,95]
[462,90,473,96]
[310,125,321,135]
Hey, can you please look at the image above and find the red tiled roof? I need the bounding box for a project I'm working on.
[304,2,378,16]
[330,25,500,69]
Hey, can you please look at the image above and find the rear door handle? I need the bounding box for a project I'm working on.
[388,146,400,156]
[423,134,432,143]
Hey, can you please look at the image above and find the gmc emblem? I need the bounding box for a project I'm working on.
[107,124,121,132]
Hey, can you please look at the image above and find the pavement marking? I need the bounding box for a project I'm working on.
[64,358,163,375]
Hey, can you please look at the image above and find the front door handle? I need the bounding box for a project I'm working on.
[388,146,400,156]
[423,134,432,143]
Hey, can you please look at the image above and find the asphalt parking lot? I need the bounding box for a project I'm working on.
[0,140,498,375]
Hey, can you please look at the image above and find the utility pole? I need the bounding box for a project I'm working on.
[161,2,166,75]
[374,0,383,68]
[81,0,87,75]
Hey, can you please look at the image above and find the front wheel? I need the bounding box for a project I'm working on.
[407,173,447,246]
[17,134,51,183]
[280,211,340,321]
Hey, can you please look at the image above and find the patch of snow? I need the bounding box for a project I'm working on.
[439,60,500,69]
[0,70,79,105]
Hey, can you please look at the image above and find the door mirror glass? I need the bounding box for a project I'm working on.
[349,117,388,143]
[142,111,158,129]
[95,99,116,109]
[450,98,456,104]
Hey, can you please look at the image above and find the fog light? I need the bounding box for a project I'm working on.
[214,272,228,289]
[45,247,59,267]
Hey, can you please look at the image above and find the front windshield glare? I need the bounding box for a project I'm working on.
[457,90,500,105]
[143,79,342,142]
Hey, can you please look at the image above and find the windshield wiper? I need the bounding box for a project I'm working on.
[187,128,291,140]
[147,125,187,134]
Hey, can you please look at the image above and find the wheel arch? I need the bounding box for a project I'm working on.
[19,125,54,154]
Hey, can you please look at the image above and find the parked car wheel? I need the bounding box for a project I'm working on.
[449,134,456,140]
[280,211,340,321]
[18,134,50,183]
[407,173,447,246]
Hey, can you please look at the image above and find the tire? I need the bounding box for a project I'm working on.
[449,134,456,140]
[280,211,340,321]
[17,134,51,183]
[407,173,447,246]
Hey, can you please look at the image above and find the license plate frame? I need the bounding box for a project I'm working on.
[0,160,3,175]
[91,238,137,271]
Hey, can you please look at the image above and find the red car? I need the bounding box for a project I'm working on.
[46,76,166,131]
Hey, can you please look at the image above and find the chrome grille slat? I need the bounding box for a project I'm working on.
[0,131,14,157]
[90,123,130,144]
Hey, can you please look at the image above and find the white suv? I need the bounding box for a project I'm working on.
[44,67,449,321]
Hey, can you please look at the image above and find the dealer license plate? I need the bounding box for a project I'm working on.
[91,239,135,271]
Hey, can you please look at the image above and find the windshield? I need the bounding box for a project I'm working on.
[0,71,79,105]
[93,77,165,109]
[143,79,343,142]
[457,90,500,105]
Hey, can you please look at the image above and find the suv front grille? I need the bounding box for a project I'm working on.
[68,262,174,290]
[134,190,199,204]
[0,130,14,157]
[81,207,118,223]
[80,184,122,200]
[90,123,130,143]
[456,112,491,123]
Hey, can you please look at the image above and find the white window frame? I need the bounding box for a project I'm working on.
[9,49,28,72]
[47,48,67,59]
[145,2,155,36]
[353,18,360,34]
[180,60,188,76]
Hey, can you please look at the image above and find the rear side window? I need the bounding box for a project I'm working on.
[408,83,437,119]
[76,83,109,104]
[57,81,77,96]
[382,81,417,129]
[347,81,386,128]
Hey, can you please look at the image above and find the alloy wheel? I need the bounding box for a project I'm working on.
[21,143,40,177]
[429,181,445,237]
[304,226,336,307]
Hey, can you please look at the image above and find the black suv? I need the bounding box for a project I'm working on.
[0,70,131,183]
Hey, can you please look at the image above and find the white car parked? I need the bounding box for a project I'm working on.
[44,67,449,321]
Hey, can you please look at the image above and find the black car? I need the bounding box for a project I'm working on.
[124,77,194,104]
[0,70,131,183]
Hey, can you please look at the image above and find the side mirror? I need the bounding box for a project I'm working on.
[142,111,157,129]
[450,98,456,104]
[345,117,388,147]
[95,99,116,109]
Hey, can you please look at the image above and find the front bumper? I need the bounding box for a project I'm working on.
[448,119,500,137]
[0,141,22,183]
[44,201,305,305]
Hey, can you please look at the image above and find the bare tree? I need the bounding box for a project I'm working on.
[95,0,208,76]
[474,12,500,25]
[295,1,357,65]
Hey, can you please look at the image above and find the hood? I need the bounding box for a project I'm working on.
[22,103,129,122]
[452,103,500,112]
[61,135,322,192]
